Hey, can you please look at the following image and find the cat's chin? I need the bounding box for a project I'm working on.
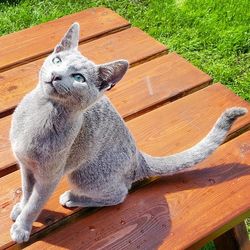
[41,83,65,102]
[40,83,82,110]
[43,84,57,96]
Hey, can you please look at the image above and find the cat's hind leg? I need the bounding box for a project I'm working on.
[60,185,128,208]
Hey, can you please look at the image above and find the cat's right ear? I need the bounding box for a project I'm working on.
[54,22,80,53]
[97,60,129,91]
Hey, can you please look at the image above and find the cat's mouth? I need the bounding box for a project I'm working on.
[44,80,70,97]
[45,80,53,85]
[44,80,60,94]
[45,74,61,85]
[45,80,55,88]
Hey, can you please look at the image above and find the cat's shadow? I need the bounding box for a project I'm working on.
[22,163,250,249]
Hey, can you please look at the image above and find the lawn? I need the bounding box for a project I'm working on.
[1,0,249,249]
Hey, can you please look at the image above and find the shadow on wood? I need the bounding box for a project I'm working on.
[24,197,171,250]
[158,163,250,192]
[20,163,250,249]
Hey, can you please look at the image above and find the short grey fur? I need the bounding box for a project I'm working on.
[9,23,247,243]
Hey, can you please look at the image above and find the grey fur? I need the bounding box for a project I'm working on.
[9,23,247,243]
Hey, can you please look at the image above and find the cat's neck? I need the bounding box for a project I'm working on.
[34,84,81,119]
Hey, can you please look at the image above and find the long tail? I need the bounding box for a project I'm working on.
[139,107,247,178]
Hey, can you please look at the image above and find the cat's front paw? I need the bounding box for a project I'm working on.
[10,222,31,243]
[59,190,77,208]
[10,203,22,221]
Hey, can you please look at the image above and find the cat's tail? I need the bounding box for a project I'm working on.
[138,107,247,179]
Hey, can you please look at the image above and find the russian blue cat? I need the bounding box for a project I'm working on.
[9,23,247,243]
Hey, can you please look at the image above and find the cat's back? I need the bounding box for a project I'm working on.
[65,95,137,171]
[82,95,130,142]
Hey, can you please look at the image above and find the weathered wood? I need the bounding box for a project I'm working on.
[0,27,166,117]
[128,83,250,156]
[0,53,212,176]
[21,131,250,250]
[109,53,212,120]
[0,83,249,249]
[214,222,250,250]
[0,7,130,72]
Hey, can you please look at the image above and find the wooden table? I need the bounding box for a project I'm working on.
[0,7,249,250]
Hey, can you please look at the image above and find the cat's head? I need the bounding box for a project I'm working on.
[39,22,128,110]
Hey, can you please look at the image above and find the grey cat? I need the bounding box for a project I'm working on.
[9,22,247,243]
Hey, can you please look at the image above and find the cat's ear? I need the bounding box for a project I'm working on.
[97,60,129,91]
[54,22,80,53]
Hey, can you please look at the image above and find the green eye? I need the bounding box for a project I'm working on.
[72,74,85,83]
[52,57,62,64]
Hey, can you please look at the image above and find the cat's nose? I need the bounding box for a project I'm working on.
[51,72,62,82]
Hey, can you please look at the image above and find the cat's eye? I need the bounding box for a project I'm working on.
[72,74,85,83]
[52,57,62,65]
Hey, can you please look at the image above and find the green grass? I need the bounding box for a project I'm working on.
[0,0,249,249]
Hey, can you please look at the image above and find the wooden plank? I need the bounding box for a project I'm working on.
[18,126,250,249]
[0,116,16,176]
[0,27,166,117]
[0,83,249,249]
[0,53,212,176]
[0,7,130,72]
[128,83,250,156]
[109,53,211,120]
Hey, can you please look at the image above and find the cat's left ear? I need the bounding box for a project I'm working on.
[54,22,80,53]
[97,60,129,91]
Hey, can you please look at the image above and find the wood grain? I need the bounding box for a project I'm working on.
[109,53,211,120]
[0,116,15,175]
[19,128,250,249]
[127,83,250,157]
[0,27,166,116]
[0,7,130,72]
[0,83,249,249]
[0,53,211,176]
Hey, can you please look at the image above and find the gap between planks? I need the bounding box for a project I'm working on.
[124,79,211,122]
